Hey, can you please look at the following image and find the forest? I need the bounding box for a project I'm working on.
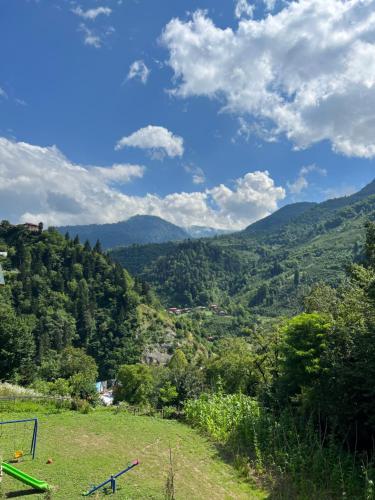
[3,216,375,497]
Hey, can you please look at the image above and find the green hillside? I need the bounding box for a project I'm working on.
[110,181,375,316]
[0,222,184,382]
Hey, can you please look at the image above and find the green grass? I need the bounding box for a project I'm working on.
[0,407,266,499]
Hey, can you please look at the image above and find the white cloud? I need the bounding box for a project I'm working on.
[184,165,206,184]
[0,87,8,99]
[263,0,276,11]
[209,170,285,223]
[0,137,284,229]
[162,2,375,158]
[127,60,150,84]
[93,164,145,183]
[115,126,184,158]
[72,6,112,20]
[79,23,102,48]
[235,0,254,19]
[288,164,327,194]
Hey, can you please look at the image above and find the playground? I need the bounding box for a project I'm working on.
[0,408,265,499]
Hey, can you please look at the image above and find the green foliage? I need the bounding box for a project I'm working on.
[0,221,155,381]
[115,364,155,406]
[0,289,35,383]
[278,313,332,405]
[206,338,260,395]
[185,393,372,499]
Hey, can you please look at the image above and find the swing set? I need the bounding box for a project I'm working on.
[0,417,49,491]
[0,418,38,461]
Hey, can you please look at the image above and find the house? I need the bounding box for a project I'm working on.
[23,223,40,233]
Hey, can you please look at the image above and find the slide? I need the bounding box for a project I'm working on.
[2,462,49,491]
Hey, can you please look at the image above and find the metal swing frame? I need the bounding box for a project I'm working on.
[0,418,38,460]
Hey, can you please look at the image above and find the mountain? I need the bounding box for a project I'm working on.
[243,202,317,235]
[110,179,375,316]
[57,215,189,249]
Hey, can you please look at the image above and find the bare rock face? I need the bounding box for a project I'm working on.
[143,348,173,365]
[142,328,179,365]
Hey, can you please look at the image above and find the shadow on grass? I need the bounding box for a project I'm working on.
[5,489,41,498]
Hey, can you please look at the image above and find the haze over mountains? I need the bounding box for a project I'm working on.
[110,179,375,316]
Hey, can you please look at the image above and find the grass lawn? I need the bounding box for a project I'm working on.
[0,408,266,499]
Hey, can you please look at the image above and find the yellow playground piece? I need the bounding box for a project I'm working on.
[14,451,24,460]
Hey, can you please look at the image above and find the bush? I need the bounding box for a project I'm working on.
[71,398,91,414]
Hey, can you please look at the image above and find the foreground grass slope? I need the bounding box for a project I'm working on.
[0,409,265,499]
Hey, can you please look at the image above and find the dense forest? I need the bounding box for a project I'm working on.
[0,221,189,387]
[111,181,375,315]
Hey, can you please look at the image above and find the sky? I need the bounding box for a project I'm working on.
[1,0,375,230]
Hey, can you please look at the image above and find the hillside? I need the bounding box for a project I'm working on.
[110,180,375,316]
[0,222,188,381]
[57,215,189,249]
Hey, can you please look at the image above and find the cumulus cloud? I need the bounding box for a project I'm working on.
[127,60,150,84]
[162,2,375,158]
[0,137,284,229]
[115,126,184,158]
[235,0,254,19]
[209,171,285,223]
[288,164,327,194]
[72,6,112,20]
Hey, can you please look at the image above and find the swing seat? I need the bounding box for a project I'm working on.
[14,451,24,459]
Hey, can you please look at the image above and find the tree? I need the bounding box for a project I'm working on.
[206,338,259,395]
[277,313,332,407]
[304,283,338,316]
[0,292,36,383]
[115,364,154,405]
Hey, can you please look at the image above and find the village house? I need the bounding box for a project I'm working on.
[22,222,40,233]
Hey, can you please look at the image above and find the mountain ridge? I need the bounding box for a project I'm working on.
[57,215,233,249]
[110,178,375,316]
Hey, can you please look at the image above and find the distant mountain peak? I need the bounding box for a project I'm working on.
[57,215,188,249]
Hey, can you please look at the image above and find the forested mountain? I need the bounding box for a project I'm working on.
[0,221,186,382]
[110,180,375,315]
[57,215,233,250]
[57,215,189,249]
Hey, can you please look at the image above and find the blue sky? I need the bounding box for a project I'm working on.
[1,0,375,229]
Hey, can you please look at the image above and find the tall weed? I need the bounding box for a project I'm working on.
[185,393,375,499]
